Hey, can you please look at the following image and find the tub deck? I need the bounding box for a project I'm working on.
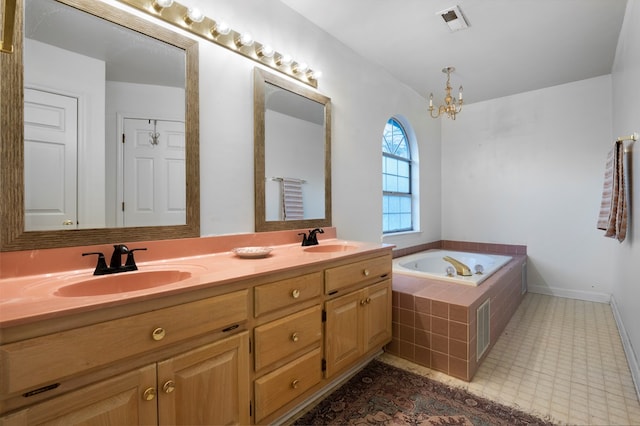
[386,253,527,381]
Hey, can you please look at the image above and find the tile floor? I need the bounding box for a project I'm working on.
[380,292,640,425]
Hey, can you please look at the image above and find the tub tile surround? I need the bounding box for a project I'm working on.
[387,241,527,381]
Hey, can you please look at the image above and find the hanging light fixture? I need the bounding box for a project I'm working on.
[429,66,463,120]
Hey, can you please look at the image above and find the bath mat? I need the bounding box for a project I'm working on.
[293,359,555,425]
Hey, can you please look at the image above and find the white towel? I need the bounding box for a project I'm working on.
[282,178,304,220]
[597,141,627,242]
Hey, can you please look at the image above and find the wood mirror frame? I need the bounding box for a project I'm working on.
[254,67,331,232]
[0,0,200,252]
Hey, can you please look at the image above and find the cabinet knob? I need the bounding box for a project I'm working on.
[162,380,176,394]
[142,387,156,401]
[363,269,370,276]
[366,297,371,304]
[291,332,299,342]
[291,379,300,389]
[360,299,367,306]
[291,289,300,299]
[152,327,166,341]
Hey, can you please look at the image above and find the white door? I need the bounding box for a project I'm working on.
[122,118,185,227]
[24,88,78,231]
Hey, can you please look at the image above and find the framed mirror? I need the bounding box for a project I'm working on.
[0,0,199,251]
[254,67,331,232]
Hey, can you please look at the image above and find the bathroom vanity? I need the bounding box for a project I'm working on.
[0,239,392,425]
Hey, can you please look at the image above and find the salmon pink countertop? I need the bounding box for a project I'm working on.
[0,229,392,328]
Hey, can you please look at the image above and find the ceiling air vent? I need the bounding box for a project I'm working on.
[437,5,469,32]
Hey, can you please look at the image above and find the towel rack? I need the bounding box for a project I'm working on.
[268,177,307,183]
[616,132,637,153]
[616,132,638,143]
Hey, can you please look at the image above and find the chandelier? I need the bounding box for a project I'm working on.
[429,66,463,120]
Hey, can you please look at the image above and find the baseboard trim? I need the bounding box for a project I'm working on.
[610,295,640,400]
[528,285,611,303]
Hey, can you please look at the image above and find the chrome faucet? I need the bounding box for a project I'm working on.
[83,244,147,275]
[443,256,472,276]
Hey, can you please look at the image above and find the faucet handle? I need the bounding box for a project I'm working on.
[298,232,308,246]
[82,252,109,275]
[125,248,147,269]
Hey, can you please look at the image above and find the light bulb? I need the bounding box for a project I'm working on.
[235,32,254,48]
[152,0,173,12]
[275,53,292,66]
[184,7,205,25]
[256,44,274,58]
[210,20,231,38]
[307,69,322,80]
[292,61,308,74]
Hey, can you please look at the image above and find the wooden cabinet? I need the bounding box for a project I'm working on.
[0,246,394,425]
[0,290,249,426]
[158,332,250,426]
[324,279,392,378]
[0,365,158,426]
[252,276,323,423]
[0,332,249,426]
[0,290,248,396]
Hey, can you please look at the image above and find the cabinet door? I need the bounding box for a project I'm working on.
[324,290,363,378]
[0,365,157,426]
[157,332,250,426]
[364,279,392,351]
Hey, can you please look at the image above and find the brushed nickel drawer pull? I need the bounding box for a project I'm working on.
[152,327,166,341]
[291,379,300,389]
[162,380,176,394]
[291,332,299,342]
[142,387,156,401]
[291,289,301,299]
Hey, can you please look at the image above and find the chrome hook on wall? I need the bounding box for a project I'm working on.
[149,119,160,145]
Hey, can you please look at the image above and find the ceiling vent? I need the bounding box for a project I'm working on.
[437,5,469,32]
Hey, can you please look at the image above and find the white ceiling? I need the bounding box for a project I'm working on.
[279,0,628,104]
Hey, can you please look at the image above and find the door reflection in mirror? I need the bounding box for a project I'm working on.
[23,0,186,230]
[120,118,185,227]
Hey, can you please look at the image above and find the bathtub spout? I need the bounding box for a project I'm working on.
[443,256,473,276]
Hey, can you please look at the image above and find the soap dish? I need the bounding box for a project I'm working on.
[232,247,273,259]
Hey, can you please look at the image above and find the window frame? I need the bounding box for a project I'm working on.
[382,117,413,234]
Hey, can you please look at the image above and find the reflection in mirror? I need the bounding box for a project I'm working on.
[0,0,199,251]
[25,0,186,230]
[254,67,331,232]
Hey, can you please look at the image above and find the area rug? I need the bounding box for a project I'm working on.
[293,359,555,425]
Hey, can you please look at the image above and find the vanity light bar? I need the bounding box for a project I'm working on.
[118,0,319,88]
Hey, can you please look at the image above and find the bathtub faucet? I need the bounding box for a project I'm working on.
[443,256,472,276]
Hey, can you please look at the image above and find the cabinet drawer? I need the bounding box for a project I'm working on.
[325,254,392,294]
[254,272,322,317]
[254,305,321,371]
[0,290,248,396]
[254,347,322,422]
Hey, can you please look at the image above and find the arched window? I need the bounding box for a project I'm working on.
[382,118,413,233]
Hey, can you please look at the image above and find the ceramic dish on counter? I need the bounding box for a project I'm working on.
[232,247,273,259]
